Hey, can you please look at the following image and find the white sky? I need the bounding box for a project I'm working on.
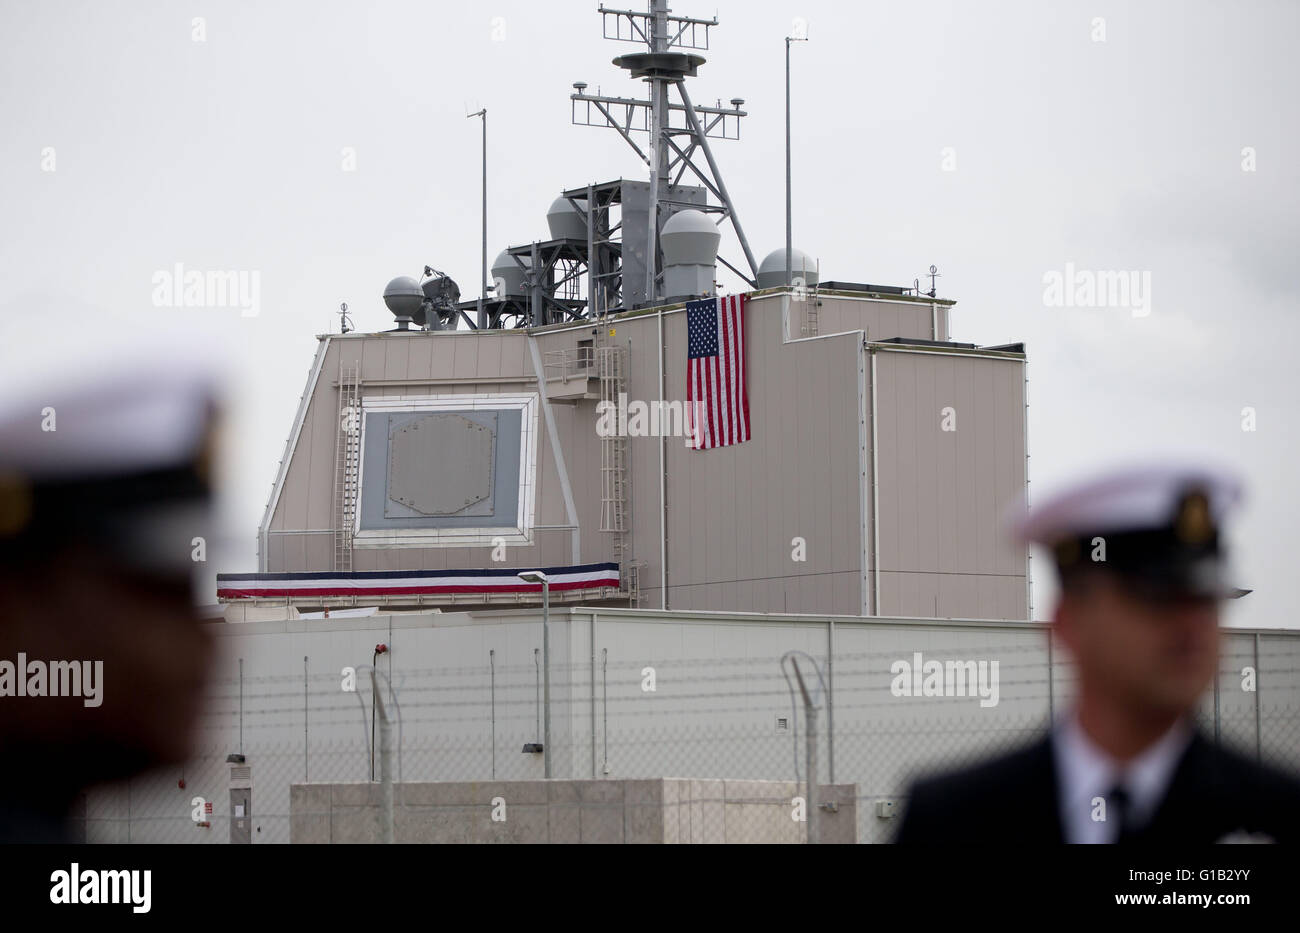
[1,0,1296,628]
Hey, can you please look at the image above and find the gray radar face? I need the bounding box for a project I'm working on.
[352,393,538,548]
[386,413,496,517]
[357,406,524,534]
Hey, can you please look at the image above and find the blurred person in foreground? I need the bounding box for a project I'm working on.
[896,463,1300,844]
[0,363,220,843]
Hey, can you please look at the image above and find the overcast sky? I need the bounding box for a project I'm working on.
[2,0,1296,628]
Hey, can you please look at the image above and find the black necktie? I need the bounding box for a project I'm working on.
[1107,783,1137,843]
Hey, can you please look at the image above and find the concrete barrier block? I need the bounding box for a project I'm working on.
[690,779,724,843]
[625,801,664,844]
[497,780,551,805]
[500,804,549,843]
[290,783,331,813]
[578,806,624,843]
[331,782,381,807]
[623,779,663,806]
[395,806,474,843]
[548,799,581,843]
[576,779,625,804]
[547,780,581,805]
[330,806,379,843]
[290,778,859,844]
[290,811,330,844]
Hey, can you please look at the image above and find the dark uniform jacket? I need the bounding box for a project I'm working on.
[895,731,1300,844]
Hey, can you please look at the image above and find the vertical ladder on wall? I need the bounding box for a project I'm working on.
[624,560,642,606]
[596,336,636,602]
[801,296,819,337]
[799,258,820,338]
[333,363,360,573]
[800,285,819,337]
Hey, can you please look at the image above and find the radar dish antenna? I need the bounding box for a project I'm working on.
[420,266,462,330]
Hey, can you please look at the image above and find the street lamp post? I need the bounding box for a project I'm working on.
[468,108,487,330]
[785,31,807,288]
[519,571,551,777]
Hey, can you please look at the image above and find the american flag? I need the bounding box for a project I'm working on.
[686,293,751,449]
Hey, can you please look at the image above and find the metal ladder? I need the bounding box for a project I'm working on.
[798,257,819,337]
[596,336,635,602]
[333,363,360,573]
[800,294,819,337]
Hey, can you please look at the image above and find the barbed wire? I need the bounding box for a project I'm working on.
[79,643,1300,843]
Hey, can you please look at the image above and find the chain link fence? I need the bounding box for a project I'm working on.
[85,620,1300,843]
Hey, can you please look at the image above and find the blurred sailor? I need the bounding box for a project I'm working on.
[896,463,1300,844]
[0,359,221,843]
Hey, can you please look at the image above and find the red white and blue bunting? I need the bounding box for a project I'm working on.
[217,562,620,600]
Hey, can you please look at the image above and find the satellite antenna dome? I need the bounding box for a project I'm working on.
[660,209,720,267]
[383,276,424,323]
[757,247,819,288]
[546,196,589,240]
[491,249,531,298]
[660,210,721,300]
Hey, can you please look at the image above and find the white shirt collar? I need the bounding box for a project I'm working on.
[1053,710,1193,843]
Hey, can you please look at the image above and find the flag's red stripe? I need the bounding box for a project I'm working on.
[686,357,695,447]
[686,360,694,448]
[737,294,749,440]
[696,361,706,448]
[701,356,712,449]
[690,358,702,448]
[705,352,718,449]
[719,354,728,447]
[728,295,741,442]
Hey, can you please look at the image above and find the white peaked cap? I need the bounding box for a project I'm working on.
[1005,462,1244,547]
[0,349,224,481]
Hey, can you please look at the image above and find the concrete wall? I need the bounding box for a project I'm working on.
[290,778,858,843]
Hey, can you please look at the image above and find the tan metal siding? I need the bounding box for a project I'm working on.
[407,335,434,380]
[303,357,338,535]
[874,349,1027,620]
[645,295,863,616]
[383,336,410,380]
[812,296,938,342]
[268,330,589,574]
[259,298,1021,620]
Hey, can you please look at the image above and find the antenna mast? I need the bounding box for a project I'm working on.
[571,1,758,306]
